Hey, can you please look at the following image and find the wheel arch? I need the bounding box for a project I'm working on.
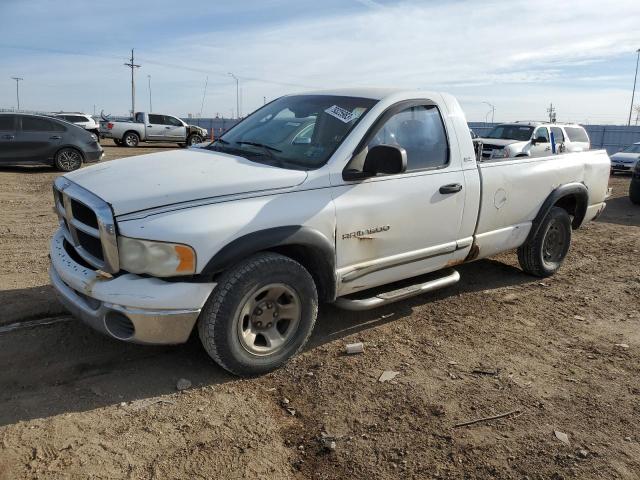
[527,182,588,242]
[122,130,140,141]
[201,226,337,302]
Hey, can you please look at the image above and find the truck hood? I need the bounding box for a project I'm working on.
[478,138,521,147]
[64,148,308,216]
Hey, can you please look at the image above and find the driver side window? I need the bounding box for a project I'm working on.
[367,105,449,171]
[534,127,549,143]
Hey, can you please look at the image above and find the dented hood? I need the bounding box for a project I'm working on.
[64,148,308,216]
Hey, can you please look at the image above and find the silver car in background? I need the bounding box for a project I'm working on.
[610,142,640,174]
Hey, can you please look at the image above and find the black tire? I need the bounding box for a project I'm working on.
[630,178,640,205]
[113,139,122,146]
[518,206,572,277]
[187,134,203,146]
[122,131,139,147]
[54,147,83,172]
[198,252,318,376]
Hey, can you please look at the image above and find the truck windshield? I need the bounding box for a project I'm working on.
[484,125,534,141]
[206,95,377,169]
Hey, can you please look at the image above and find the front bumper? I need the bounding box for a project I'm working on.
[49,228,216,344]
[85,147,104,163]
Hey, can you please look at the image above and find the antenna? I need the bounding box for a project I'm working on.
[124,49,141,117]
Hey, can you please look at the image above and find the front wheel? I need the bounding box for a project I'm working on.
[518,206,572,277]
[187,134,203,146]
[198,252,318,376]
[54,148,83,172]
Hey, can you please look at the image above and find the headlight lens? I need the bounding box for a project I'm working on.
[118,236,196,277]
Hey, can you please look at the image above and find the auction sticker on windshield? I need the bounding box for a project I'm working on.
[325,105,356,123]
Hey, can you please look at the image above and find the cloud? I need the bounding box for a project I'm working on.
[1,0,639,122]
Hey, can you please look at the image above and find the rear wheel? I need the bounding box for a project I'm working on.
[518,206,571,277]
[198,252,318,376]
[630,178,640,205]
[123,131,139,147]
[187,133,203,146]
[54,148,83,172]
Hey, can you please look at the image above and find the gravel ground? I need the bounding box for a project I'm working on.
[0,143,638,479]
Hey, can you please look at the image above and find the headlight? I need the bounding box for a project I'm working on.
[491,149,509,159]
[118,236,196,277]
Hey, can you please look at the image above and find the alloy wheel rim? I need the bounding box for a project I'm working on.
[236,283,301,356]
[58,150,80,170]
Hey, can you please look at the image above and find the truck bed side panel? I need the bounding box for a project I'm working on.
[474,150,610,259]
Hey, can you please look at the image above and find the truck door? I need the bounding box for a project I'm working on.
[530,127,551,157]
[332,102,467,295]
[163,115,187,141]
[146,114,166,141]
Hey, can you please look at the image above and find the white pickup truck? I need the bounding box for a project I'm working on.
[99,112,208,147]
[50,89,610,376]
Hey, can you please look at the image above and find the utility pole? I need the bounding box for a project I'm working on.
[147,75,152,113]
[263,96,266,105]
[228,72,239,119]
[124,49,141,118]
[547,103,556,123]
[628,48,640,126]
[11,77,23,110]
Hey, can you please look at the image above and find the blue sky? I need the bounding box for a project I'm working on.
[1,0,639,123]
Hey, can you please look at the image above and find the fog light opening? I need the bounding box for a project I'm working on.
[105,311,135,340]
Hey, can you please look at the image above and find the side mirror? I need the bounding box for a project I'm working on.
[363,144,407,176]
[535,136,548,144]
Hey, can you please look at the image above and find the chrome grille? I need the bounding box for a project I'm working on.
[53,177,119,273]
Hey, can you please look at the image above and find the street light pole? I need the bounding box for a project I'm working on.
[628,48,640,126]
[147,75,152,113]
[482,101,495,124]
[11,77,23,110]
[228,72,239,118]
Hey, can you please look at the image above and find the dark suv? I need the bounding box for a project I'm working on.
[0,113,103,171]
[630,160,640,205]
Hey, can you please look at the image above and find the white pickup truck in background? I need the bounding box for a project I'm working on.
[478,121,591,159]
[50,89,610,376]
[99,112,208,147]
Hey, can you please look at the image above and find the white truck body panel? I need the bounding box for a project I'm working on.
[49,88,610,346]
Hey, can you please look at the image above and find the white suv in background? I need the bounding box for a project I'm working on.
[478,122,590,159]
[53,113,100,139]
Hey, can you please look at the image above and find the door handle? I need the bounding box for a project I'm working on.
[49,135,62,140]
[147,125,153,128]
[2,134,14,140]
[165,126,171,129]
[439,183,463,194]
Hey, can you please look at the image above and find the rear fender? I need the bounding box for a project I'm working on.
[526,182,588,242]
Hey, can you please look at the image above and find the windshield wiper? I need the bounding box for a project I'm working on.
[235,141,282,153]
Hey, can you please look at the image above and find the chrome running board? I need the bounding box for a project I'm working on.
[335,269,460,311]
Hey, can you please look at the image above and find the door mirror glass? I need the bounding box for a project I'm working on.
[535,136,548,144]
[363,144,407,176]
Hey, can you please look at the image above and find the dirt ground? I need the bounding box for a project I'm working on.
[0,141,638,479]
